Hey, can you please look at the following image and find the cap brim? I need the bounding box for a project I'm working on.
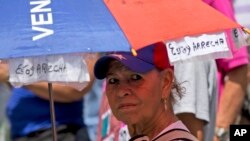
[94,53,154,79]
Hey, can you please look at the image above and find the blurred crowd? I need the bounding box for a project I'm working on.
[1,0,250,141]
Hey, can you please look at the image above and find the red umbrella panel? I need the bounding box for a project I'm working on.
[104,0,247,64]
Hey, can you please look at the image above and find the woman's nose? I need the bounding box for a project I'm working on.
[117,82,132,97]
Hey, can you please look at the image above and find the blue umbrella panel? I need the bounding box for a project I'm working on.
[0,0,131,59]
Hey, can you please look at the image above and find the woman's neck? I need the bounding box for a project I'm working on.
[130,108,178,140]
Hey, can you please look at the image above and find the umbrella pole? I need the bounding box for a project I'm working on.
[48,83,57,141]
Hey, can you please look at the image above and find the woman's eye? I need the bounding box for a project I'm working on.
[107,78,119,84]
[131,74,142,81]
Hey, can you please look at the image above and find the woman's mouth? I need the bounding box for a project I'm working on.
[118,103,137,111]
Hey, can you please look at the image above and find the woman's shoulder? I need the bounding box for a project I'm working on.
[152,121,198,141]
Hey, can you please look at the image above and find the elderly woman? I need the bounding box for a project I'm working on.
[94,42,198,141]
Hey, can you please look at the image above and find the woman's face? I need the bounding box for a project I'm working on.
[105,61,167,125]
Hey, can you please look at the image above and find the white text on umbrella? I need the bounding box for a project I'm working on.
[30,0,54,41]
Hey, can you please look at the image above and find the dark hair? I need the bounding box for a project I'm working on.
[170,78,186,103]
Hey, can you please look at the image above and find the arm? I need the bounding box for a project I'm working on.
[214,65,247,141]
[177,113,205,141]
[25,56,98,103]
[0,62,9,82]
[24,81,94,103]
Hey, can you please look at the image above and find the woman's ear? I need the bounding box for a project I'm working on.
[160,68,174,98]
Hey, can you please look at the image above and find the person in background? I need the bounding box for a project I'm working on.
[175,1,249,141]
[0,82,11,141]
[94,42,198,141]
[83,79,103,141]
[233,0,250,125]
[0,56,97,141]
[83,54,104,141]
[204,0,249,141]
[240,56,250,125]
[0,61,11,141]
[173,60,218,141]
[174,1,249,141]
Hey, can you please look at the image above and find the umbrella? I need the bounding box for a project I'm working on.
[0,0,246,141]
[0,0,244,60]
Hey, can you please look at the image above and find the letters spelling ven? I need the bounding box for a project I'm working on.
[30,0,54,41]
[168,38,225,56]
[15,63,67,77]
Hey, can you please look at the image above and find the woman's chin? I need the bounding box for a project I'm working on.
[119,116,139,125]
